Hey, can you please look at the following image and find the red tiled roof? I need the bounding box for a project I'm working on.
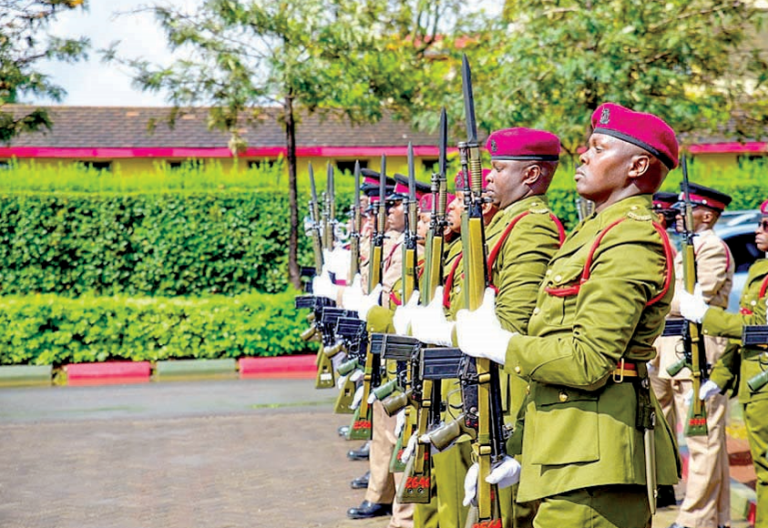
[4,105,439,149]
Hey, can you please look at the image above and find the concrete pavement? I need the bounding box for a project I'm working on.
[0,379,749,528]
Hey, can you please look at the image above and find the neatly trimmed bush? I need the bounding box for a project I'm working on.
[0,191,313,296]
[0,291,315,366]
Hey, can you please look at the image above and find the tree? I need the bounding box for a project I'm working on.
[108,0,464,289]
[432,0,768,156]
[0,0,90,143]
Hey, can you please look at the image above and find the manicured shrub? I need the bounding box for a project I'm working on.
[0,291,315,366]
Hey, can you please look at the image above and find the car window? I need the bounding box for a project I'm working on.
[723,233,761,273]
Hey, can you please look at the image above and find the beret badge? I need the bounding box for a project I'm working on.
[599,107,611,125]
[490,139,498,153]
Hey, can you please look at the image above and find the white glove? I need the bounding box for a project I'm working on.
[400,433,418,463]
[463,462,479,507]
[312,267,338,300]
[331,351,347,372]
[367,391,377,404]
[680,284,708,324]
[350,369,364,383]
[700,379,721,400]
[462,457,521,507]
[336,372,350,390]
[411,287,455,346]
[486,456,521,489]
[351,385,364,409]
[684,388,694,407]
[327,247,351,280]
[646,361,657,376]
[357,284,383,322]
[394,409,406,437]
[456,288,515,366]
[393,291,421,336]
[342,274,364,310]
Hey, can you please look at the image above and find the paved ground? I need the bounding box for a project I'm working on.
[0,379,749,528]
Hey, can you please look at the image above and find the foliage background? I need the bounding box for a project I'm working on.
[0,161,765,365]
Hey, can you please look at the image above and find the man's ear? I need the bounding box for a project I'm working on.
[628,154,651,180]
[522,164,542,186]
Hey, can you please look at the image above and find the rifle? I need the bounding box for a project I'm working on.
[458,54,508,524]
[308,163,324,278]
[575,197,595,222]
[396,111,450,503]
[322,163,336,252]
[349,162,362,282]
[667,155,709,437]
[333,316,369,414]
[346,155,388,441]
[741,326,768,391]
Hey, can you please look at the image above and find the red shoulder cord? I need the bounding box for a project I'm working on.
[485,212,567,285]
[443,253,463,309]
[545,219,673,307]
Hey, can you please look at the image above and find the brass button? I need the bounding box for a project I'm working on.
[533,307,540,315]
[554,275,562,282]
[546,269,552,276]
[703,329,709,334]
[514,366,522,374]
[559,391,568,402]
[751,300,757,306]
[631,205,638,210]
[525,385,530,395]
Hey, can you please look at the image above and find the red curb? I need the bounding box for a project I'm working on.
[65,361,151,385]
[238,355,316,379]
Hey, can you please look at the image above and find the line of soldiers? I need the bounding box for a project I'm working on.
[297,97,768,528]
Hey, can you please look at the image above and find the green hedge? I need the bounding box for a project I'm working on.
[0,291,315,366]
[0,191,314,296]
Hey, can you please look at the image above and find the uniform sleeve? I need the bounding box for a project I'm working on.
[709,339,741,391]
[505,223,668,391]
[495,216,559,336]
[696,236,731,305]
[702,306,764,339]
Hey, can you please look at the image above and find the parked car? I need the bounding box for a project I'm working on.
[667,211,763,313]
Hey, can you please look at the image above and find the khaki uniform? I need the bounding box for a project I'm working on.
[485,195,563,528]
[505,195,680,527]
[702,259,768,528]
[650,229,734,528]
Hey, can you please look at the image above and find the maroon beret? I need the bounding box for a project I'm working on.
[419,193,456,212]
[761,199,768,215]
[591,103,679,170]
[485,128,560,162]
[454,169,491,191]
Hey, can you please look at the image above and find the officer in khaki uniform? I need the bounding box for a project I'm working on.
[455,103,681,528]
[679,199,768,528]
[650,183,734,528]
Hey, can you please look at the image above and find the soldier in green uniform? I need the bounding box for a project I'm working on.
[411,170,498,528]
[450,103,682,528]
[483,127,566,528]
[679,199,768,528]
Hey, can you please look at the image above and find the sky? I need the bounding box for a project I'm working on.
[29,0,503,108]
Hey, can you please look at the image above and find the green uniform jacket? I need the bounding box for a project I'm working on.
[504,195,680,502]
[444,236,464,319]
[486,195,562,422]
[705,258,768,404]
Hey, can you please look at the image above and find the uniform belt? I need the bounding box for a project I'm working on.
[612,359,640,382]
